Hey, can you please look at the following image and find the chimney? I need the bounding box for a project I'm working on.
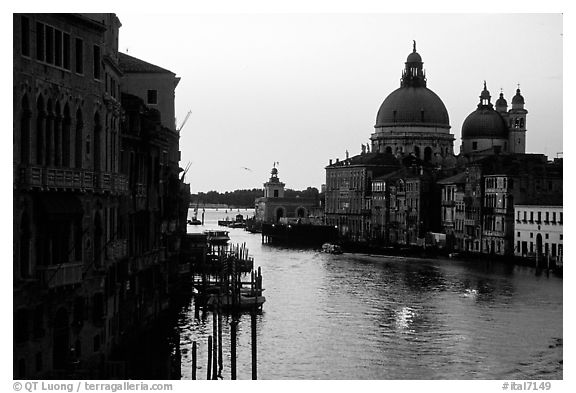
[329,159,333,165]
[336,158,339,163]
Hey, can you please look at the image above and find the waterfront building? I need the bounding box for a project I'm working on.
[255,166,317,224]
[13,13,189,379]
[514,204,563,265]
[326,42,561,256]
[438,172,466,250]
[325,152,401,241]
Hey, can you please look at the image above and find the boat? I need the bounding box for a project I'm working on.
[204,230,230,245]
[322,243,343,254]
[206,292,266,311]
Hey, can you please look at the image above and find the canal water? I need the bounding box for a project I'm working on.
[178,209,563,380]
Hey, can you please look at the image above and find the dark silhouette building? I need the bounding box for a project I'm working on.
[13,13,190,379]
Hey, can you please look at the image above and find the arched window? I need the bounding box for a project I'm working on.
[424,146,432,162]
[46,99,54,166]
[94,212,103,268]
[75,108,83,168]
[93,112,101,172]
[414,146,420,158]
[36,95,45,165]
[385,146,392,154]
[519,118,524,128]
[296,207,306,218]
[54,101,62,167]
[19,211,31,278]
[20,94,31,164]
[53,308,69,369]
[62,104,71,167]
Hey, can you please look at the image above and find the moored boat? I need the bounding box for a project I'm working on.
[204,230,230,245]
[322,243,343,254]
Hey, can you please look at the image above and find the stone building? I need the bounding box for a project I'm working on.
[255,166,317,224]
[514,204,563,264]
[325,152,401,241]
[438,154,562,256]
[13,13,189,379]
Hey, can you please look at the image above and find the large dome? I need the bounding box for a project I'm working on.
[461,108,508,139]
[375,86,450,128]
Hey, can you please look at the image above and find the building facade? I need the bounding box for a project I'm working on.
[255,166,317,224]
[13,13,189,379]
[514,205,563,265]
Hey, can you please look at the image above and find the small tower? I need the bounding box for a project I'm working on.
[495,89,510,128]
[263,164,285,198]
[508,86,528,154]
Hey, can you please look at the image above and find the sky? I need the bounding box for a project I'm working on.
[116,12,563,193]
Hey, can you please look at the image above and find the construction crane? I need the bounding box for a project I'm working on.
[177,110,192,132]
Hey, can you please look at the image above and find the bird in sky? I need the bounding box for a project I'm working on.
[241,166,252,171]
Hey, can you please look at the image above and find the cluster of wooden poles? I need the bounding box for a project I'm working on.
[189,305,258,380]
[190,243,261,380]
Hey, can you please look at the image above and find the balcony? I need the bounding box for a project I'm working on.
[37,262,83,289]
[18,166,128,195]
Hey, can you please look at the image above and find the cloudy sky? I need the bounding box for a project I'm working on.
[117,12,563,193]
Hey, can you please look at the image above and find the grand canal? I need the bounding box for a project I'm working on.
[174,209,562,380]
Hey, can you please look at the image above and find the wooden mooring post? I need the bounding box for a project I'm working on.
[251,309,257,380]
[212,308,218,380]
[207,336,212,380]
[191,341,197,380]
[230,317,237,380]
[218,302,223,375]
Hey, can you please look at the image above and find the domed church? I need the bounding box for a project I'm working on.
[370,42,455,161]
[460,82,527,156]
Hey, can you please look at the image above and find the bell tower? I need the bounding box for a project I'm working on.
[263,163,285,198]
[508,86,527,154]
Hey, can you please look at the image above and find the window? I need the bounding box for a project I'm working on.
[530,212,533,222]
[54,29,62,67]
[93,45,101,79]
[530,232,533,239]
[273,190,279,198]
[36,22,44,61]
[63,33,70,70]
[75,38,84,74]
[45,25,53,64]
[517,231,520,237]
[21,16,30,57]
[537,212,541,223]
[472,141,478,150]
[147,89,158,105]
[552,212,556,223]
[545,234,549,239]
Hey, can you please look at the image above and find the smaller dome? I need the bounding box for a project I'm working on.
[495,92,507,108]
[512,88,525,105]
[407,51,422,63]
[406,40,422,63]
[462,109,508,139]
[271,167,278,175]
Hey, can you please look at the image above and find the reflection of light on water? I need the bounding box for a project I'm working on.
[461,288,479,298]
[395,306,416,333]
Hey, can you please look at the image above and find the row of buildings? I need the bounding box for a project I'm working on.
[13,14,190,378]
[325,43,562,263]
